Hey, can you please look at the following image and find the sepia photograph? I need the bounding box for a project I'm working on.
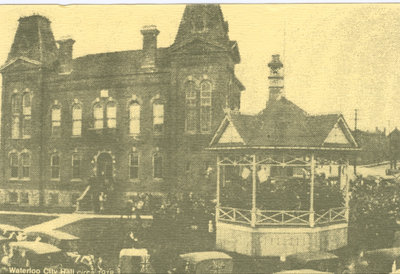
[0,2,399,273]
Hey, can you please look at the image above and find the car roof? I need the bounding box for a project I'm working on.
[119,248,149,257]
[0,224,22,232]
[287,251,338,263]
[25,229,79,240]
[275,269,333,274]
[179,251,232,263]
[9,241,61,255]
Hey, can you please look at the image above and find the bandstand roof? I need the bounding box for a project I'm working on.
[209,97,359,151]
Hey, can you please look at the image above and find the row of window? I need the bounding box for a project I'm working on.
[11,80,214,139]
[11,93,165,139]
[8,151,163,180]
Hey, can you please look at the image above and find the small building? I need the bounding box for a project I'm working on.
[208,55,359,256]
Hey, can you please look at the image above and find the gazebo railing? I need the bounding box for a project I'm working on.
[218,207,252,224]
[256,209,311,226]
[314,207,347,225]
[218,206,347,227]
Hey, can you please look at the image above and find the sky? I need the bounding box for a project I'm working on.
[0,4,399,132]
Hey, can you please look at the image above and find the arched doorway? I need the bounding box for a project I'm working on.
[97,152,113,179]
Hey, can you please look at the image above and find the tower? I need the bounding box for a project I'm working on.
[268,54,284,101]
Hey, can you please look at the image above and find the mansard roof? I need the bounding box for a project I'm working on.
[210,97,359,150]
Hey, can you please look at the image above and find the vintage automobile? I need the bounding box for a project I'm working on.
[6,241,70,269]
[118,248,154,273]
[284,251,339,273]
[0,224,22,238]
[364,247,400,273]
[176,251,233,274]
[25,229,79,252]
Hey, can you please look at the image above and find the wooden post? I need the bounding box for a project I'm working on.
[251,154,257,227]
[216,155,220,223]
[345,162,350,221]
[309,153,315,227]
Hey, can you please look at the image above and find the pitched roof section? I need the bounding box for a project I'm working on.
[210,97,359,150]
[58,48,170,78]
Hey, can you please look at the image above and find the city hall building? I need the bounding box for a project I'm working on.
[0,4,244,208]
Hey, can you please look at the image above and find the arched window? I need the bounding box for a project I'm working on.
[106,101,117,128]
[129,152,139,179]
[72,103,82,136]
[22,116,31,138]
[22,93,31,115]
[93,103,103,129]
[200,81,212,133]
[21,153,30,179]
[11,94,20,114]
[153,102,164,134]
[153,152,163,179]
[51,154,60,179]
[51,105,61,136]
[129,101,141,136]
[9,153,18,179]
[185,81,197,133]
[72,153,81,179]
[11,116,20,139]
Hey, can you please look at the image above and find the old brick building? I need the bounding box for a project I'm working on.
[0,4,244,208]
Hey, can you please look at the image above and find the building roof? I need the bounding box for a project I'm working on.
[67,48,170,78]
[210,97,358,150]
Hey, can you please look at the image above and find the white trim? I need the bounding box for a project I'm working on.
[0,57,41,71]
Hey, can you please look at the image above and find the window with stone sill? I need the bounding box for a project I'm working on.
[51,106,61,137]
[9,192,18,204]
[51,154,60,179]
[72,103,82,136]
[129,152,139,180]
[10,153,18,179]
[153,102,164,134]
[72,154,81,179]
[129,101,140,136]
[20,192,29,204]
[21,153,30,179]
[153,152,163,179]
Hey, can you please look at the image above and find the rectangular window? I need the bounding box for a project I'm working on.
[49,193,59,205]
[129,103,140,135]
[51,155,60,179]
[153,103,164,134]
[23,116,31,138]
[20,192,29,204]
[21,154,30,178]
[72,154,80,179]
[12,95,20,114]
[22,94,31,115]
[153,153,163,179]
[72,106,82,136]
[200,106,211,133]
[9,192,18,203]
[12,116,20,139]
[129,153,139,179]
[94,104,103,129]
[107,103,117,128]
[51,108,61,136]
[10,154,18,178]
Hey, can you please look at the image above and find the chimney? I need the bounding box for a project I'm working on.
[141,25,160,69]
[268,54,284,102]
[57,38,75,74]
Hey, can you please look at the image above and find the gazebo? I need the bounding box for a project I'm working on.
[207,55,359,257]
